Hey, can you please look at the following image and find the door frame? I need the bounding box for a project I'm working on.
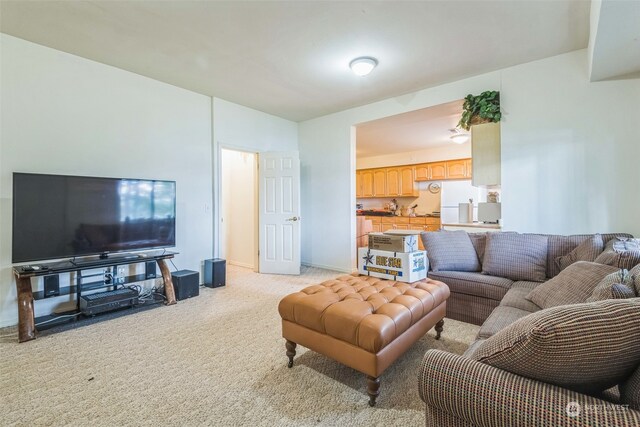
[215,144,259,272]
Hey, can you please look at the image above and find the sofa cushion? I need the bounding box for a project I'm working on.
[631,264,640,296]
[526,261,619,309]
[467,233,487,264]
[587,269,636,302]
[621,364,640,410]
[478,306,532,339]
[472,299,640,394]
[462,338,486,358]
[500,286,541,312]
[482,232,548,282]
[421,230,481,272]
[427,271,512,302]
[555,234,604,272]
[595,238,640,270]
[510,280,541,291]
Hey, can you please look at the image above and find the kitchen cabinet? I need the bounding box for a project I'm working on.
[373,169,386,197]
[446,159,467,179]
[430,162,447,180]
[471,122,501,187]
[464,159,472,178]
[361,170,374,197]
[399,166,416,196]
[385,168,401,196]
[356,159,470,198]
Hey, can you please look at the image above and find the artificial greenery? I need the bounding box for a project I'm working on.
[458,91,501,131]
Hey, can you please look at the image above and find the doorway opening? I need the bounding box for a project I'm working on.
[220,148,258,270]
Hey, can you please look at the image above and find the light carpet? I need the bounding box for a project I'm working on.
[1,266,479,426]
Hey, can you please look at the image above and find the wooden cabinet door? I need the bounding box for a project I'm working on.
[399,166,415,196]
[446,160,467,179]
[464,159,472,178]
[414,164,429,181]
[355,171,362,198]
[373,169,386,197]
[429,162,447,180]
[361,170,374,197]
[385,167,401,196]
[394,224,409,230]
[372,224,382,233]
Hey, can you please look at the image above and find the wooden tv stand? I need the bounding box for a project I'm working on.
[12,251,178,343]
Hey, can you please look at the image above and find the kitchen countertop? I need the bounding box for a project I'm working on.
[442,222,502,229]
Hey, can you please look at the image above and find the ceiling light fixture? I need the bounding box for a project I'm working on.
[449,128,470,144]
[349,57,378,76]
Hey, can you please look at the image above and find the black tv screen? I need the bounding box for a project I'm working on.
[12,173,176,263]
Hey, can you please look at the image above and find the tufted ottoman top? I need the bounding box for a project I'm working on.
[278,274,449,353]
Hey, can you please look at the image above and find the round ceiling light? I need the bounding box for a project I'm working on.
[349,57,378,76]
[449,133,469,144]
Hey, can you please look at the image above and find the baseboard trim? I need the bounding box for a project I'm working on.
[228,260,254,269]
[301,262,352,274]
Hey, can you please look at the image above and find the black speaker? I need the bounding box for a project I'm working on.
[171,270,199,300]
[204,258,226,288]
[145,261,157,279]
[44,275,60,297]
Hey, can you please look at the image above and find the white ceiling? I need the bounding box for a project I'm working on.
[356,99,465,158]
[0,1,590,121]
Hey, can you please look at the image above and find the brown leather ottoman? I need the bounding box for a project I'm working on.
[278,274,449,406]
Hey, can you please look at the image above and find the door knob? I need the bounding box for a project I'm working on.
[286,216,300,222]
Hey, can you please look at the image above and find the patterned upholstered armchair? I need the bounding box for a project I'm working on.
[419,350,640,427]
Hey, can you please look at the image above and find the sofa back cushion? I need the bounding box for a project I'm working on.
[555,234,604,272]
[545,233,633,278]
[482,232,548,282]
[595,238,640,270]
[472,299,640,394]
[467,232,487,264]
[422,230,481,272]
[527,261,619,309]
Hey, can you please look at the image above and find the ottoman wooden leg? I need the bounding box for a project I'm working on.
[285,340,297,368]
[367,376,380,407]
[435,319,445,340]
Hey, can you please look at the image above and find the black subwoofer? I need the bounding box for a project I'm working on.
[204,258,226,288]
[171,270,199,300]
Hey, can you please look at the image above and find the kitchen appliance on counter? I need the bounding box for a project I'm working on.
[478,202,501,223]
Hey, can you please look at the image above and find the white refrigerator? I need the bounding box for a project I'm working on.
[440,181,482,224]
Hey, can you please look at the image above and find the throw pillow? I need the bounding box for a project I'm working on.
[482,232,548,282]
[630,264,640,296]
[467,233,487,264]
[555,234,604,272]
[594,238,640,270]
[472,299,640,394]
[421,230,481,272]
[587,269,636,302]
[526,261,619,309]
[621,364,640,411]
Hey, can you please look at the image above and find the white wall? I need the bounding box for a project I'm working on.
[211,97,298,257]
[220,149,256,269]
[299,49,640,272]
[0,35,213,327]
[356,143,471,169]
[501,50,640,234]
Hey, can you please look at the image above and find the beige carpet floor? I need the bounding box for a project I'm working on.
[1,266,479,426]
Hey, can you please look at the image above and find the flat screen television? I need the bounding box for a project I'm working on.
[12,173,176,263]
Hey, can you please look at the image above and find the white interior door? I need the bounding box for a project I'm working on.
[259,151,301,275]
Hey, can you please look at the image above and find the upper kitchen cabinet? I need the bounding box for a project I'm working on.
[361,169,374,197]
[471,122,501,187]
[385,167,401,196]
[446,159,467,179]
[399,166,416,196]
[429,162,447,180]
[464,159,472,178]
[355,171,363,197]
[373,169,386,197]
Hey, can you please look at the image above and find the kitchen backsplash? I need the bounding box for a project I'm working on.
[357,181,442,215]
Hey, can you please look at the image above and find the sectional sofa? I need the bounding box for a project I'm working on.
[418,231,640,426]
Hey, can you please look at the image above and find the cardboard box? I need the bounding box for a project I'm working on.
[358,247,428,283]
[368,231,419,253]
